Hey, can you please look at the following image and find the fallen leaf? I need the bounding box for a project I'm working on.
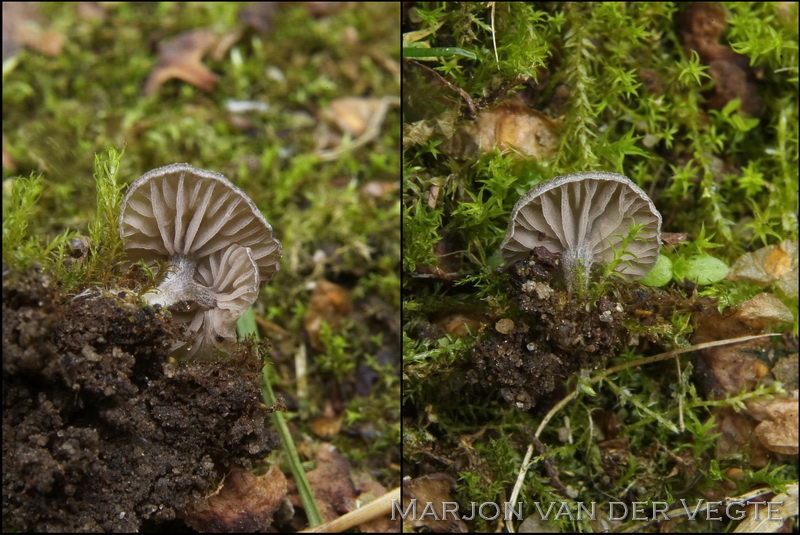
[326,97,381,136]
[432,312,483,338]
[360,180,399,199]
[301,444,357,522]
[402,474,468,533]
[144,29,220,95]
[182,465,288,532]
[315,96,400,160]
[402,109,460,149]
[442,103,559,160]
[751,396,800,456]
[734,293,794,328]
[729,240,798,298]
[2,2,63,60]
[310,402,343,439]
[693,307,769,397]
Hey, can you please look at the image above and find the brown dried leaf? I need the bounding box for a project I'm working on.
[402,109,460,149]
[322,97,385,137]
[734,293,794,328]
[752,397,800,456]
[442,103,558,160]
[144,29,220,95]
[310,402,343,439]
[433,312,483,338]
[304,280,352,352]
[693,307,769,397]
[2,2,63,60]
[729,240,798,298]
[182,465,288,532]
[302,444,357,522]
[402,474,468,533]
[360,180,399,199]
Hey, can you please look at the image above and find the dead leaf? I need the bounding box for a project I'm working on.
[734,293,794,328]
[324,97,381,137]
[402,109,460,149]
[304,280,352,352]
[441,103,559,160]
[182,465,288,532]
[2,2,63,60]
[772,355,799,391]
[752,396,800,456]
[360,180,399,199]
[315,96,400,161]
[402,474,468,533]
[693,307,769,397]
[432,312,483,338]
[310,402,343,439]
[301,444,358,522]
[729,241,798,298]
[144,29,220,95]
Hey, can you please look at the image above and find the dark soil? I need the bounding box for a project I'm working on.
[472,247,628,410]
[2,269,278,532]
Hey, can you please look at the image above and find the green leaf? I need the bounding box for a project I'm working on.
[403,46,477,60]
[676,254,730,285]
[640,254,673,287]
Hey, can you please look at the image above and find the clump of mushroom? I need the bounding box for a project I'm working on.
[500,171,661,288]
[119,163,281,358]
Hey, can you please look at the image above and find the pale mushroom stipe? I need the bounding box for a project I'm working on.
[119,163,281,358]
[500,171,662,287]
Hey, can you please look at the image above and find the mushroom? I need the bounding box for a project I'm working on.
[500,171,661,286]
[119,163,281,358]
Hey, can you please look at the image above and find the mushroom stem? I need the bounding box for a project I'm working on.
[144,255,217,311]
[562,244,592,289]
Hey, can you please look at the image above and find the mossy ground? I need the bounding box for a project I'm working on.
[3,2,400,531]
[403,3,797,532]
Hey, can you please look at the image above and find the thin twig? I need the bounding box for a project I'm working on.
[406,59,477,119]
[300,487,401,533]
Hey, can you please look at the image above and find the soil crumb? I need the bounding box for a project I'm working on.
[3,269,277,532]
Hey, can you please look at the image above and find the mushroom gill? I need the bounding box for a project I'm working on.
[119,163,281,358]
[500,171,662,286]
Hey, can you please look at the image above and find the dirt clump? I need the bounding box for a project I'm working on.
[472,247,627,410]
[2,269,277,532]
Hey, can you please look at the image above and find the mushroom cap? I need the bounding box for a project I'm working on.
[119,163,281,285]
[183,244,260,358]
[500,171,662,280]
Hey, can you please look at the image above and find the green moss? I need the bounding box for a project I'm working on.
[403,2,797,532]
[4,2,400,491]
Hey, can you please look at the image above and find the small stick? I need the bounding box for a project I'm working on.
[300,487,401,533]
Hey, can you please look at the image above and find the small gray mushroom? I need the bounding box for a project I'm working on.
[500,171,661,286]
[119,163,281,357]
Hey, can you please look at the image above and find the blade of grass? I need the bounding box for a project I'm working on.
[237,308,323,528]
[402,46,477,60]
